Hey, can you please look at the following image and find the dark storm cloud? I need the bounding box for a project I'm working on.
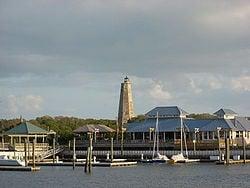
[0,0,250,118]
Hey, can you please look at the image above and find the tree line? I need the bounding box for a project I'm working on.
[0,116,116,144]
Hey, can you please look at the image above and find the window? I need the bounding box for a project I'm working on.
[236,131,239,138]
[209,132,213,140]
[203,132,208,140]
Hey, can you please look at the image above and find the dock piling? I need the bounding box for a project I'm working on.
[242,136,246,164]
[24,139,28,167]
[73,137,76,170]
[53,136,55,164]
[32,139,36,169]
[225,138,230,165]
[85,147,89,173]
[111,137,113,162]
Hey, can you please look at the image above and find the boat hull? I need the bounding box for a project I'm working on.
[141,159,169,163]
[0,159,25,166]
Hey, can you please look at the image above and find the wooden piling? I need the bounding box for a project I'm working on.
[32,139,35,169]
[53,137,55,164]
[121,128,124,156]
[13,140,16,159]
[88,134,93,173]
[24,139,27,167]
[225,138,230,165]
[84,147,89,173]
[73,137,76,170]
[27,139,30,161]
[111,137,114,162]
[242,136,246,164]
[217,129,221,162]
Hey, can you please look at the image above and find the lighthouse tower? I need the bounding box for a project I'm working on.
[118,76,135,129]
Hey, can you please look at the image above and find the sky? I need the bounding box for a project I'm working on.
[0,0,250,119]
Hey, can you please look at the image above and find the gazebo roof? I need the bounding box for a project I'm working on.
[73,124,114,134]
[4,122,48,135]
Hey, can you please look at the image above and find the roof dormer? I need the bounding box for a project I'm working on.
[213,108,238,119]
[145,106,188,119]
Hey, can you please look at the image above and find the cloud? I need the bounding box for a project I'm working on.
[1,95,43,118]
[0,1,250,118]
[232,76,250,92]
[199,3,250,35]
[149,81,172,101]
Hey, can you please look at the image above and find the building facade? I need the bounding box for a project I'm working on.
[126,106,250,149]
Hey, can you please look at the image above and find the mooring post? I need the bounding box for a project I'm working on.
[85,147,89,173]
[27,139,30,161]
[217,127,221,162]
[53,136,56,164]
[242,136,246,164]
[73,137,76,170]
[32,139,36,169]
[13,140,16,159]
[226,138,230,165]
[88,133,93,173]
[111,137,114,162]
[121,127,124,156]
[24,139,27,167]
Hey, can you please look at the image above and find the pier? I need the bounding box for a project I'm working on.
[0,166,40,171]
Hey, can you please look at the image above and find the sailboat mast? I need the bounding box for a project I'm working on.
[180,115,183,154]
[156,112,159,154]
[152,111,159,159]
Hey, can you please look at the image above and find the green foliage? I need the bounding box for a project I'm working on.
[0,116,116,144]
[187,113,217,120]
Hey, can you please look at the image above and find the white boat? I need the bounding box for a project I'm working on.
[0,155,25,166]
[141,112,169,163]
[169,115,199,164]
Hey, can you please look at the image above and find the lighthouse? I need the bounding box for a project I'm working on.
[117,76,135,129]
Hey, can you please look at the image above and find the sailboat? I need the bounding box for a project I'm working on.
[141,112,169,163]
[169,115,199,163]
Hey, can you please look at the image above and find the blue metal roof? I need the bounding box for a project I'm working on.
[126,117,250,133]
[214,108,237,116]
[145,106,189,118]
[126,118,182,132]
[232,117,250,131]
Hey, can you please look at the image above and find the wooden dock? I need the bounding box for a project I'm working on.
[0,166,40,171]
[34,161,137,167]
[216,160,250,165]
[93,161,137,167]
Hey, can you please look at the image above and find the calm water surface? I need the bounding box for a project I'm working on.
[0,163,250,188]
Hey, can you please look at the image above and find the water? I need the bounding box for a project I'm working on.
[1,163,250,188]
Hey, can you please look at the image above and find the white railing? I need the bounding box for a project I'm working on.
[64,149,250,157]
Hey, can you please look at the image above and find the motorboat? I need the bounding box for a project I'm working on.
[0,155,25,166]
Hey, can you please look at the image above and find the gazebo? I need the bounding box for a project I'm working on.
[73,124,114,142]
[2,121,55,151]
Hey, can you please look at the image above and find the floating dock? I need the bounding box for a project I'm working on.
[216,160,250,165]
[0,166,40,171]
[93,161,137,167]
[33,161,137,167]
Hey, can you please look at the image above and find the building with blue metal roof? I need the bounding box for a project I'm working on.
[126,106,250,148]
